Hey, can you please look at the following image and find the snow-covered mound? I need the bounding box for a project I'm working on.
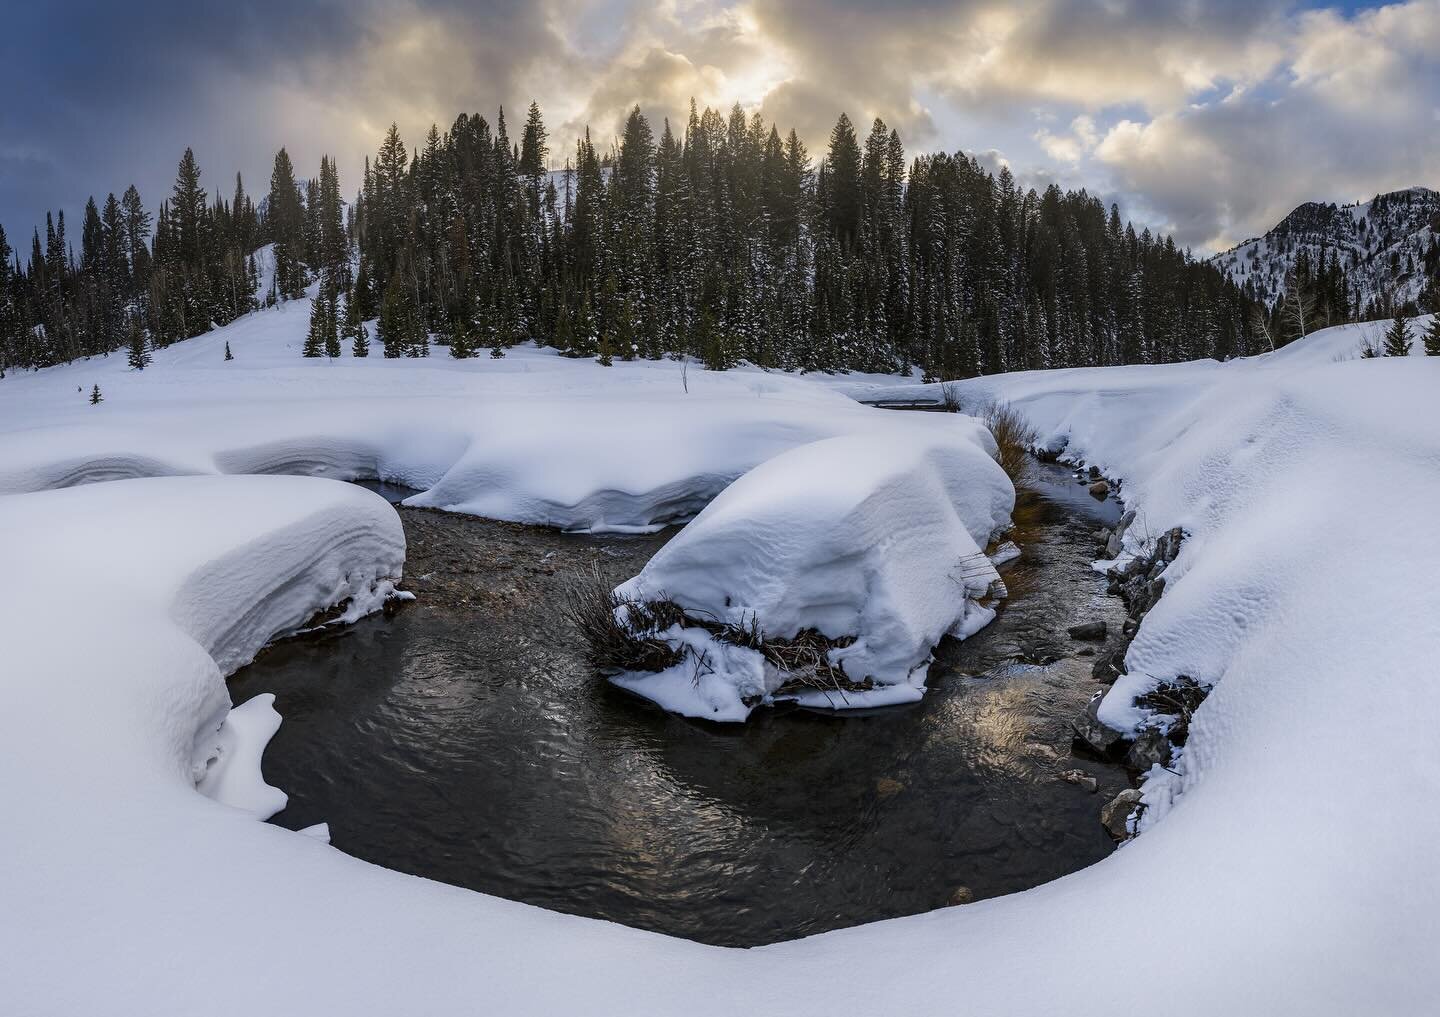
[612,423,1014,720]
[0,303,927,531]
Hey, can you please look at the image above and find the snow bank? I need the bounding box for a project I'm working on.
[0,306,925,531]
[612,422,1013,720]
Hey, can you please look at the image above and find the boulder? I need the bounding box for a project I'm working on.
[1125,727,1172,771]
[1067,620,1107,641]
[1156,526,1184,563]
[1072,692,1129,757]
[1088,480,1110,499]
[1101,788,1144,840]
[1091,647,1126,683]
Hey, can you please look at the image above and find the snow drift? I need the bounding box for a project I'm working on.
[611,423,1014,720]
[0,303,930,532]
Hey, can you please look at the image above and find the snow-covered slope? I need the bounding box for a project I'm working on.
[0,300,927,531]
[1211,186,1439,310]
[2,311,1439,1015]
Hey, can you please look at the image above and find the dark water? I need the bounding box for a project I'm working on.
[230,460,1128,946]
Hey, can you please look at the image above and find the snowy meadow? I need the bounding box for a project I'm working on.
[1,300,1438,1016]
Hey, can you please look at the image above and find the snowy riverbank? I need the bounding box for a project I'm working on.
[2,307,1439,1015]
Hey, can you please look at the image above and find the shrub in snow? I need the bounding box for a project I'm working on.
[605,429,1014,721]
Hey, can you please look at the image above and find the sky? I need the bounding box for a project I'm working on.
[2,0,1437,257]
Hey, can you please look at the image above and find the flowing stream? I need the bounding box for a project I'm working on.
[229,459,1128,946]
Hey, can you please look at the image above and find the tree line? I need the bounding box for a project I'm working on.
[3,100,1274,378]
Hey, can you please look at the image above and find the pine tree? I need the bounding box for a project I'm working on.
[89,383,103,404]
[378,278,411,357]
[553,298,575,354]
[343,288,370,357]
[1422,315,1440,356]
[224,341,233,361]
[268,148,307,299]
[1382,309,1413,357]
[126,319,151,370]
[323,287,341,358]
[450,315,474,358]
[303,294,325,357]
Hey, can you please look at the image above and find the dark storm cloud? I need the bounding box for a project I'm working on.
[0,0,564,244]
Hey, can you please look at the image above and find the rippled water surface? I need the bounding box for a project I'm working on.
[230,460,1128,946]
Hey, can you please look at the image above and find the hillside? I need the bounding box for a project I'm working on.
[1211,187,1440,315]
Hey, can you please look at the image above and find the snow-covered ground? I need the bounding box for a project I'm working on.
[2,303,1439,1015]
[0,300,931,531]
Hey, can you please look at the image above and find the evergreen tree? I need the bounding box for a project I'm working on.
[268,148,307,299]
[322,287,341,358]
[224,340,233,361]
[303,294,326,357]
[343,288,370,357]
[377,277,410,357]
[89,383,103,404]
[1422,315,1440,356]
[1383,309,1413,357]
[126,318,151,370]
[450,314,474,358]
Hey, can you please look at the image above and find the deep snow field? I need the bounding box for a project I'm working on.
[1,302,1438,1016]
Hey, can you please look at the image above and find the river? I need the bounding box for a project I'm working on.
[228,459,1128,946]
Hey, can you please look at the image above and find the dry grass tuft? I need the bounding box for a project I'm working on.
[979,401,1038,482]
[559,563,685,674]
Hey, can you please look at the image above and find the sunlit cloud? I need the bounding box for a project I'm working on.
[1,1,1437,256]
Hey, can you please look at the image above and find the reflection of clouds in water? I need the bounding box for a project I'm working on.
[588,737,764,894]
[927,681,1040,779]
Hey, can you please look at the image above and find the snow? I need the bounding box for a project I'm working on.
[612,425,1013,720]
[0,300,932,532]
[3,305,1439,1015]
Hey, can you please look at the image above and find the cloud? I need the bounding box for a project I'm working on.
[1091,1,1440,250]
[1,1,1437,259]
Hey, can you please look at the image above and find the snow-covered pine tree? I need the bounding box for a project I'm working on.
[1382,309,1413,357]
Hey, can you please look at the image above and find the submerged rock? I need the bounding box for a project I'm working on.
[1057,769,1099,793]
[947,886,976,906]
[1067,620,1107,641]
